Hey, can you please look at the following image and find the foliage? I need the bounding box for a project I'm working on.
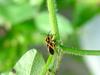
[0,0,100,75]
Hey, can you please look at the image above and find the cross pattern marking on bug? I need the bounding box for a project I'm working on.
[45,34,56,55]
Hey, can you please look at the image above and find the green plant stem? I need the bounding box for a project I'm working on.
[43,0,100,74]
[40,55,55,75]
[43,0,62,75]
[61,45,100,55]
[47,0,60,40]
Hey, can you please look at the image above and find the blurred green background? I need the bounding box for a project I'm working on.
[0,0,100,75]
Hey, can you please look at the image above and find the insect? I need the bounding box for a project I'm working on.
[12,68,16,74]
[45,34,56,55]
[47,68,56,75]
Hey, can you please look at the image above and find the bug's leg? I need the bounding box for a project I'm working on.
[47,42,54,48]
[46,38,49,43]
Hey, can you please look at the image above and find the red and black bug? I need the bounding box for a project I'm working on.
[45,34,56,55]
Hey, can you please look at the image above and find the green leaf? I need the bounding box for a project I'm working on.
[0,0,28,4]
[0,3,39,24]
[11,19,44,44]
[57,0,75,10]
[0,0,44,24]
[9,49,45,75]
[29,0,44,6]
[0,19,42,72]
[35,12,73,40]
[0,47,18,72]
[73,0,100,28]
[0,72,9,75]
[3,4,34,23]
[0,28,28,72]
[11,0,29,4]
[0,0,12,4]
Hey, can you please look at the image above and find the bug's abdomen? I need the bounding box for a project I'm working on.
[48,46,54,55]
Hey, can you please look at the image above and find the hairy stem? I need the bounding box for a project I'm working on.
[42,0,62,75]
[40,55,55,75]
[42,0,100,75]
[61,45,100,56]
[47,0,60,40]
